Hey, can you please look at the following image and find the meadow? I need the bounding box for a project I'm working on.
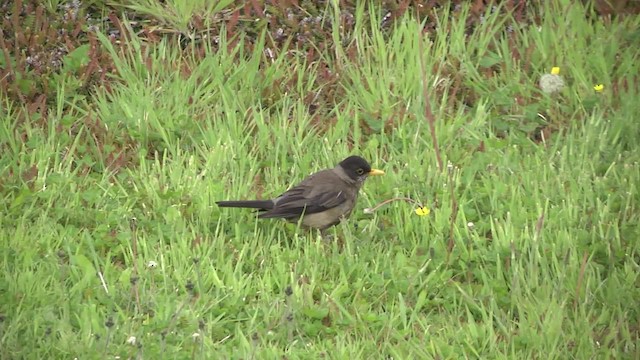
[1,1,639,358]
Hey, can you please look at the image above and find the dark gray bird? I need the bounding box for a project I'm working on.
[216,155,384,231]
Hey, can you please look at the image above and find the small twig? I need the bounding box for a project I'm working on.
[161,297,189,355]
[574,251,589,309]
[130,218,141,311]
[135,342,143,360]
[364,197,423,214]
[190,336,198,360]
[103,316,114,356]
[283,286,295,343]
[249,332,259,360]
[418,31,443,172]
[103,328,111,355]
[97,269,109,294]
[193,258,203,296]
[534,211,545,240]
[446,167,459,263]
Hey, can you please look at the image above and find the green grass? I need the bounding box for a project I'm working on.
[1,1,639,358]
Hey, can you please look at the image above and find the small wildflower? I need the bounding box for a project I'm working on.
[415,206,430,216]
[594,84,604,92]
[105,317,114,328]
[25,55,41,67]
[147,260,158,268]
[467,222,475,230]
[551,67,560,75]
[192,332,201,341]
[275,28,285,40]
[447,161,454,172]
[126,336,137,345]
[185,280,195,293]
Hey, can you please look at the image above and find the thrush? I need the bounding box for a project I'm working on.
[216,155,384,232]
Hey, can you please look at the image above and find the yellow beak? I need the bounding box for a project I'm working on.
[368,169,385,176]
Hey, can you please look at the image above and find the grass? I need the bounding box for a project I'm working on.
[1,1,639,358]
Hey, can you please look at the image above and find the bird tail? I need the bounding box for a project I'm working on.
[215,200,274,210]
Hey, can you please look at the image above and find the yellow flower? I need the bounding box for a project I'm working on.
[551,67,560,75]
[594,84,604,92]
[415,206,430,216]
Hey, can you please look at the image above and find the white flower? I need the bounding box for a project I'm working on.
[147,261,158,268]
[539,73,565,94]
[126,336,137,345]
[467,222,475,230]
[447,161,454,171]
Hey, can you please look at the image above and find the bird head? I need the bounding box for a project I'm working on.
[338,155,385,182]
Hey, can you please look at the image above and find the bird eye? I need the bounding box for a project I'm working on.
[356,168,365,175]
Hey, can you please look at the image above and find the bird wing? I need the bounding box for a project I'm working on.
[258,171,351,220]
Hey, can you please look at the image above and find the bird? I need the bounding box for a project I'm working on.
[216,155,384,232]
